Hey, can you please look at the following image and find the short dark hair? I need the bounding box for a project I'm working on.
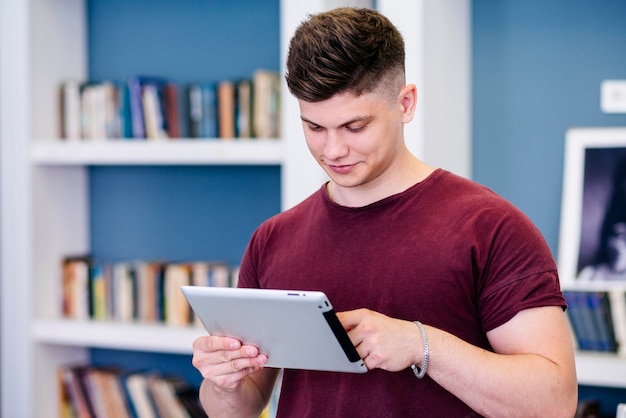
[285,7,406,102]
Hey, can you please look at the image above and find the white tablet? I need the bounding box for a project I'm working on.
[181,286,367,373]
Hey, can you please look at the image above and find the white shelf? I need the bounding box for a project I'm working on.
[32,319,205,354]
[576,351,626,388]
[31,139,283,165]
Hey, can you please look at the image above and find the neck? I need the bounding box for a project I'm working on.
[328,157,435,207]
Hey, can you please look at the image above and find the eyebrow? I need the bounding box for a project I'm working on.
[300,115,374,128]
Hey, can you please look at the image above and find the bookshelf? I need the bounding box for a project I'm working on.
[31,140,284,166]
[0,0,470,417]
[560,279,626,388]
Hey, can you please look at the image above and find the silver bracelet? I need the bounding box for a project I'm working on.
[410,320,429,379]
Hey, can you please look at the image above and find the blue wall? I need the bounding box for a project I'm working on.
[88,0,280,83]
[472,0,626,256]
[473,1,626,415]
[89,165,280,265]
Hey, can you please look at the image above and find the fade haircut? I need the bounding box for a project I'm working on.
[285,7,406,102]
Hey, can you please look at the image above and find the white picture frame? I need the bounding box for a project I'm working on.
[558,127,626,286]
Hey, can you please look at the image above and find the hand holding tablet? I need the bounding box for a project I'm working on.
[181,286,367,373]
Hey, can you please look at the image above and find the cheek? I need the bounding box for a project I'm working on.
[304,134,323,157]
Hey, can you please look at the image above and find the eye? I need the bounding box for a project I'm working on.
[346,124,366,133]
[307,124,323,132]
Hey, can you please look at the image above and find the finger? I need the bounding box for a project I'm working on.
[193,335,241,353]
[336,308,368,330]
[213,351,268,384]
[194,346,268,383]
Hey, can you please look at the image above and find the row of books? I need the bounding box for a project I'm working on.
[59,69,281,141]
[58,364,206,418]
[563,289,626,354]
[62,257,238,327]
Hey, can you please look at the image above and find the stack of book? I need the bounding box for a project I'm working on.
[62,257,238,327]
[58,364,206,418]
[563,289,626,354]
[59,69,281,141]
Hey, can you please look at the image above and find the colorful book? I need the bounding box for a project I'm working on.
[218,80,236,139]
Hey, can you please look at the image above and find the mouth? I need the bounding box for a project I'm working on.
[327,163,357,174]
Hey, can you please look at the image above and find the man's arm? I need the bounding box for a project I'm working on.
[192,335,280,418]
[426,306,577,417]
[339,306,578,417]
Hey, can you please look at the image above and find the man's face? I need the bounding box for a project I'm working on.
[298,88,409,192]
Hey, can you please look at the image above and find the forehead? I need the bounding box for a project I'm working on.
[298,90,388,125]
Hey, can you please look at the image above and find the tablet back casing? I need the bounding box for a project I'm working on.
[181,286,367,373]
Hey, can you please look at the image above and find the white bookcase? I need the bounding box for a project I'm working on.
[0,1,470,416]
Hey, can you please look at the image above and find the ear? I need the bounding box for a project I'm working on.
[398,84,417,123]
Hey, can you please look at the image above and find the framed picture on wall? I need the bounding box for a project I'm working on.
[558,127,626,284]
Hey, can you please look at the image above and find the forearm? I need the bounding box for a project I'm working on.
[198,374,272,418]
[425,326,577,417]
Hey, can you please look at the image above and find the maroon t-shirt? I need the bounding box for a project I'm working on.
[238,169,565,417]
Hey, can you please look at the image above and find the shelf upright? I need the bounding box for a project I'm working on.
[30,1,90,417]
[1,0,34,416]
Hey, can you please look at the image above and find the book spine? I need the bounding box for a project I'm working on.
[59,80,82,140]
[564,291,594,350]
[218,80,236,139]
[127,76,146,139]
[164,83,181,138]
[588,291,618,352]
[200,83,218,138]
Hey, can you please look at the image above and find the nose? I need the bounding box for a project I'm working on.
[323,130,349,160]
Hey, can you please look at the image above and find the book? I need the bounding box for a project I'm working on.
[57,365,76,418]
[135,261,165,323]
[187,84,202,138]
[252,69,281,138]
[609,290,626,356]
[190,261,231,288]
[113,262,137,322]
[60,80,132,140]
[117,81,133,138]
[62,256,91,320]
[564,291,598,351]
[163,263,191,326]
[90,263,115,320]
[235,79,252,138]
[58,364,97,418]
[124,372,160,418]
[147,375,192,418]
[80,82,119,140]
[218,80,236,139]
[163,83,181,138]
[187,83,218,138]
[127,76,170,139]
[174,384,207,418]
[85,367,132,418]
[59,80,83,140]
[587,291,618,352]
[142,83,168,140]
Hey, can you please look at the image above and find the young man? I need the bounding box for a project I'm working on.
[191,7,577,417]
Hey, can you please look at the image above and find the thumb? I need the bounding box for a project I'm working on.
[336,308,368,331]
